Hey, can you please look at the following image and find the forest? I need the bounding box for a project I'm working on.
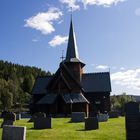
[0,60,51,112]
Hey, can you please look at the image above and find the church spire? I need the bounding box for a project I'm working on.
[64,15,85,68]
[66,17,79,60]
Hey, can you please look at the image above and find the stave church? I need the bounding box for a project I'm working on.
[30,18,111,116]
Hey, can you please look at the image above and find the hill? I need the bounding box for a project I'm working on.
[0,60,51,112]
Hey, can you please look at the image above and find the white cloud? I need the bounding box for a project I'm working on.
[59,0,126,10]
[135,8,140,16]
[111,68,140,90]
[96,65,109,70]
[24,7,63,35]
[48,35,68,47]
[120,67,125,70]
[81,0,126,8]
[59,0,80,11]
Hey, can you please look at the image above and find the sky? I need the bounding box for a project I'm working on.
[1,0,140,95]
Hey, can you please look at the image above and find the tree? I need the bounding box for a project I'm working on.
[0,60,50,112]
[110,93,135,114]
[22,74,35,93]
[1,88,13,110]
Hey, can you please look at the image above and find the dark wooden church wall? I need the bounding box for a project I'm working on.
[84,92,110,114]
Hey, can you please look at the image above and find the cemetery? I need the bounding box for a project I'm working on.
[0,115,125,140]
[1,1,140,139]
[0,16,139,140]
[1,101,140,140]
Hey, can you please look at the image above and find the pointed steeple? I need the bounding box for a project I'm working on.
[64,16,85,67]
[66,18,79,60]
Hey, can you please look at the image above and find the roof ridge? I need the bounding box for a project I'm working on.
[83,72,110,75]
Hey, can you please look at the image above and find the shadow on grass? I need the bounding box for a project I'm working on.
[29,127,52,130]
[76,129,95,131]
[68,120,84,123]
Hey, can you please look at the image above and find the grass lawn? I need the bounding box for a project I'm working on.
[0,117,125,140]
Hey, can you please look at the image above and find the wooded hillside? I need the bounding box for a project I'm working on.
[0,60,51,112]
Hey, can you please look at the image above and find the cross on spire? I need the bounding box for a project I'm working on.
[60,50,65,62]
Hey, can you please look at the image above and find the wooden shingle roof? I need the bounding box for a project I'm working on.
[32,72,111,95]
[32,76,52,94]
[37,93,89,104]
[81,72,111,93]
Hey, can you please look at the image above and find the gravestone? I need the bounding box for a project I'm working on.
[1,112,16,128]
[108,111,119,118]
[21,112,31,119]
[34,117,51,129]
[125,102,139,115]
[125,102,140,140]
[1,111,8,118]
[85,117,99,130]
[71,112,85,122]
[2,125,26,140]
[16,113,21,120]
[97,114,109,122]
[28,112,46,122]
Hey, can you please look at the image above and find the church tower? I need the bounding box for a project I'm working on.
[64,18,85,82]
[58,18,85,93]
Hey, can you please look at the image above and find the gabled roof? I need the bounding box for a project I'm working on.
[37,94,57,104]
[37,93,89,104]
[32,76,53,94]
[81,72,111,93]
[32,72,111,95]
[62,93,89,104]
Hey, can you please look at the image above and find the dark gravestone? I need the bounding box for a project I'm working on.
[108,111,119,118]
[34,117,51,129]
[2,120,14,126]
[125,102,139,115]
[125,102,140,140]
[1,111,8,118]
[21,112,31,119]
[71,112,85,122]
[1,112,16,128]
[97,114,109,122]
[85,117,99,130]
[28,112,46,122]
[2,125,26,140]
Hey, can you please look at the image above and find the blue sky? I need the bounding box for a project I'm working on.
[1,0,140,95]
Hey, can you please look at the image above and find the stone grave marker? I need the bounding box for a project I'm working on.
[1,111,8,118]
[125,102,140,140]
[34,117,51,129]
[125,102,139,115]
[85,117,99,130]
[71,112,85,122]
[16,113,21,120]
[108,111,119,118]
[21,112,31,119]
[28,112,46,122]
[2,125,26,140]
[97,114,109,122]
[1,112,16,128]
